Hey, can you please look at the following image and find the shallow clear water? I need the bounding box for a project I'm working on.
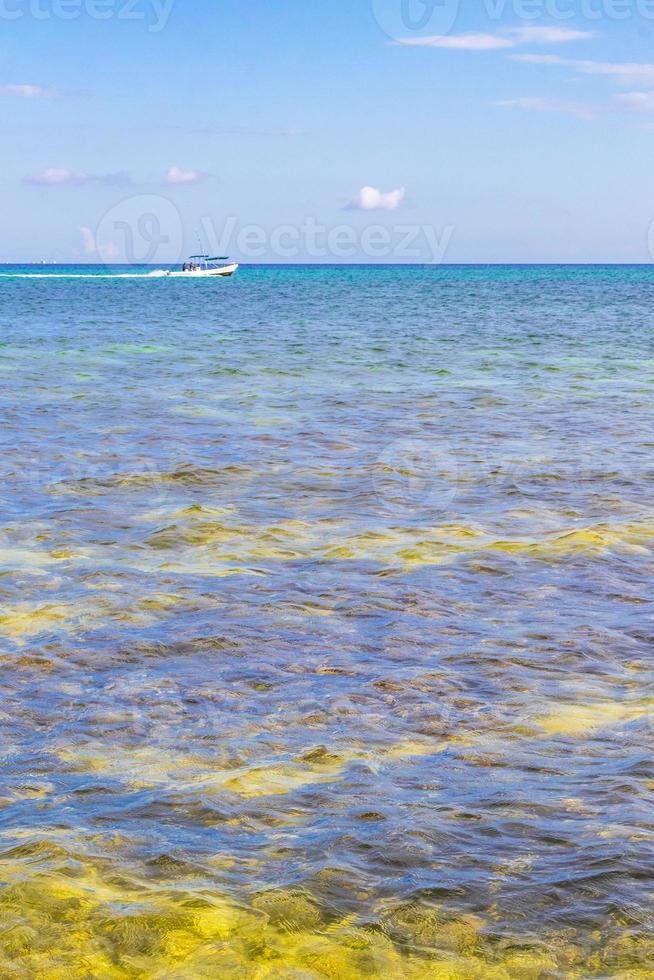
[0,264,652,978]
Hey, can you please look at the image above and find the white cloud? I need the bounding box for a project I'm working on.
[24,168,130,186]
[510,27,592,44]
[346,186,406,211]
[398,32,514,50]
[514,54,566,65]
[495,96,597,120]
[396,26,593,51]
[614,91,654,111]
[514,54,654,85]
[166,166,206,185]
[0,83,56,98]
[185,125,307,138]
[25,168,90,186]
[496,87,654,119]
[79,226,97,254]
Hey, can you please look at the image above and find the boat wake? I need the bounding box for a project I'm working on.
[0,258,237,280]
[0,271,172,280]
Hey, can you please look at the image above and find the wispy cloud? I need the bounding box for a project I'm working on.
[497,89,654,120]
[613,91,654,111]
[495,96,597,120]
[396,26,593,51]
[514,54,566,65]
[511,27,594,44]
[24,168,131,186]
[0,83,56,98]
[398,32,514,50]
[185,126,306,138]
[25,169,89,186]
[514,54,654,85]
[165,166,209,186]
[346,186,406,211]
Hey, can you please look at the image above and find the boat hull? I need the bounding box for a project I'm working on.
[164,263,239,278]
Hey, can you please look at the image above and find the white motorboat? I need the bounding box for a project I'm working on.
[164,255,239,278]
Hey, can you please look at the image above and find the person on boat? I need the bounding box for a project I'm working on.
[182,262,187,272]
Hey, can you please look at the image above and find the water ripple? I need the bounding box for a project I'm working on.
[0,265,652,976]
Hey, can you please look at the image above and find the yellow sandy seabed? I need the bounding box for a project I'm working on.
[0,515,652,642]
[53,738,439,798]
[0,740,647,976]
[137,512,654,570]
[0,863,652,979]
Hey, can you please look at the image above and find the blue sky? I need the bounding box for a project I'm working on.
[2,0,654,262]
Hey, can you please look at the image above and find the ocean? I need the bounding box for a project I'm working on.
[0,264,652,977]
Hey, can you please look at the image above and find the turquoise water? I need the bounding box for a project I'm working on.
[0,264,652,977]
